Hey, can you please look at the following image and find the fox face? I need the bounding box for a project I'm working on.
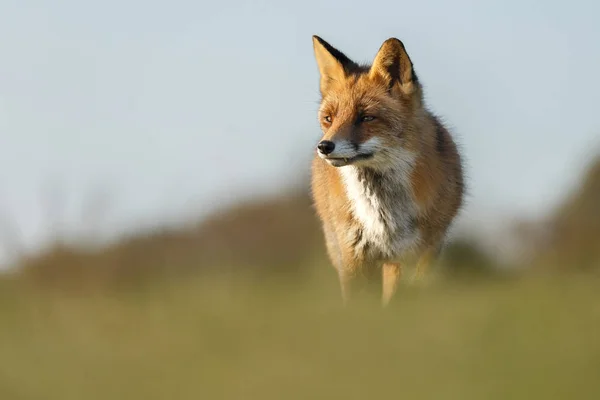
[313,36,423,170]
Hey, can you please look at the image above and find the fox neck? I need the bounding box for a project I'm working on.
[339,159,420,259]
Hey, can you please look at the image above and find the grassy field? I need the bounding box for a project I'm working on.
[1,267,599,400]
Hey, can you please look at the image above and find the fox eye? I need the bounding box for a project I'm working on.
[361,115,376,122]
[323,116,332,123]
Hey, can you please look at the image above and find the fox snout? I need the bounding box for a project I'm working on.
[316,137,379,167]
[316,138,358,160]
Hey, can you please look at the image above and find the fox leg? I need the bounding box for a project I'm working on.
[382,263,402,306]
[322,225,356,305]
[337,268,359,306]
[412,247,440,283]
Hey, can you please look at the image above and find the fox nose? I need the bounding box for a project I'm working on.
[317,140,335,155]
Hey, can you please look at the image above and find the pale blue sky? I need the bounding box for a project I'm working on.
[1,0,599,259]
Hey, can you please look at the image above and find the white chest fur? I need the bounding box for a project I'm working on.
[340,164,421,260]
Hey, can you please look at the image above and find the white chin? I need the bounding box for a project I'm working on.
[325,158,353,167]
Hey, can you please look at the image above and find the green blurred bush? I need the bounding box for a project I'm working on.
[533,156,600,272]
[14,155,600,289]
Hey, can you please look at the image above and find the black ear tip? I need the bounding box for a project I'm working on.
[412,70,419,82]
[385,37,405,47]
[313,35,325,45]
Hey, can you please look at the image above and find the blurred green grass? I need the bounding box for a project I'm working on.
[1,156,599,399]
[1,269,599,400]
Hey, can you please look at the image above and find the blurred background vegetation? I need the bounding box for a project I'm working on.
[1,156,599,399]
[15,155,600,286]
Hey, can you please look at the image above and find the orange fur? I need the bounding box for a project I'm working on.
[310,36,464,306]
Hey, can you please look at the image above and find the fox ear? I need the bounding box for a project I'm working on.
[312,36,355,94]
[370,38,417,95]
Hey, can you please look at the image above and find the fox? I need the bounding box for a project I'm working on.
[310,35,464,306]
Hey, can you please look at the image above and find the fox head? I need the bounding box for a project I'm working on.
[312,36,425,170]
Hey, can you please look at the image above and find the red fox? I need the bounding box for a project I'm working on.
[310,36,464,306]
